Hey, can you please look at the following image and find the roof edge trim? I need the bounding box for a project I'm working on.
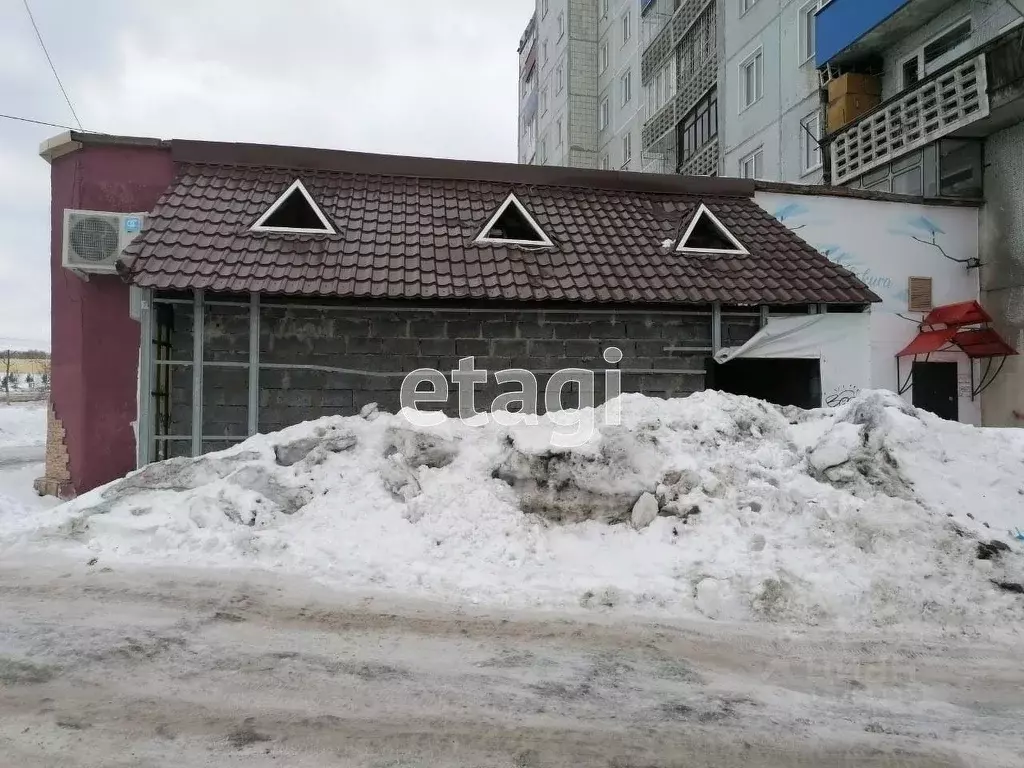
[170,139,756,197]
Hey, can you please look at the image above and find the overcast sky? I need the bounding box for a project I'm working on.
[0,0,534,349]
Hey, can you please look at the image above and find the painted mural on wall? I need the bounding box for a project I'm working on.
[759,190,983,424]
[770,201,977,312]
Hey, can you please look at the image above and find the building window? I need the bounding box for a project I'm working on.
[678,3,717,82]
[622,131,632,167]
[541,86,549,115]
[647,57,678,116]
[739,48,763,110]
[542,40,548,66]
[621,69,632,106]
[556,117,563,147]
[557,11,565,40]
[556,62,565,94]
[599,97,610,131]
[903,17,972,86]
[739,146,764,179]
[740,0,759,14]
[542,0,549,18]
[800,111,822,173]
[599,40,609,73]
[601,153,611,170]
[799,1,825,63]
[622,10,631,44]
[901,55,920,87]
[601,0,609,19]
[540,136,548,163]
[678,88,718,163]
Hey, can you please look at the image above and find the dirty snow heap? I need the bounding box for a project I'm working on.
[3,390,1023,630]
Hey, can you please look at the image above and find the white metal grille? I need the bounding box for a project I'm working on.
[678,136,718,176]
[830,54,990,186]
[641,0,713,84]
[642,55,717,152]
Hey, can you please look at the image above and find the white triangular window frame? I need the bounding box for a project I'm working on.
[675,203,748,255]
[251,179,336,234]
[474,193,554,247]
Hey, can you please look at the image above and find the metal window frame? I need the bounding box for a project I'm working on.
[136,289,154,467]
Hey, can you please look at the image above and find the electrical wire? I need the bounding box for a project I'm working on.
[21,0,84,131]
[0,112,79,131]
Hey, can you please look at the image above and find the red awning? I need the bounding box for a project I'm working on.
[923,300,993,327]
[953,328,1019,358]
[896,328,956,357]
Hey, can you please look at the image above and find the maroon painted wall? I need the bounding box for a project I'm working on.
[50,143,175,494]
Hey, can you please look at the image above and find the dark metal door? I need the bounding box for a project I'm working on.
[912,362,958,420]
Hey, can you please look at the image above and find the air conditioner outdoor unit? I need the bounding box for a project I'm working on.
[61,210,147,274]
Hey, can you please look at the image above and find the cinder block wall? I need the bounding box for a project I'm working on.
[160,298,744,438]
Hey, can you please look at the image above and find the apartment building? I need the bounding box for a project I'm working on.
[518,0,719,174]
[814,0,1024,426]
[518,0,633,170]
[720,0,829,182]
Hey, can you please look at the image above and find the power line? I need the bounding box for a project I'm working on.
[21,0,84,131]
[0,112,79,131]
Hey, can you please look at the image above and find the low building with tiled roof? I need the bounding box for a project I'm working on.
[37,132,991,495]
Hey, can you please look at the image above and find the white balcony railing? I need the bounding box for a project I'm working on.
[830,54,989,185]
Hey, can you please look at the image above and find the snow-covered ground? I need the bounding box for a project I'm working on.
[2,390,1022,633]
[0,403,55,528]
[0,402,46,451]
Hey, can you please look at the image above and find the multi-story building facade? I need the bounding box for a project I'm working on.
[519,0,721,175]
[519,0,625,170]
[720,0,829,182]
[639,0,721,175]
[814,0,1024,426]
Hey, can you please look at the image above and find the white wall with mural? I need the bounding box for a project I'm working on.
[756,192,982,424]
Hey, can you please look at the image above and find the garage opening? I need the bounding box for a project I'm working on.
[706,358,822,409]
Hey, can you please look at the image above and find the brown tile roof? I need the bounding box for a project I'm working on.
[119,141,879,306]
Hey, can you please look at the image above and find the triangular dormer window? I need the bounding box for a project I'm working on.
[474,193,553,246]
[251,179,335,234]
[675,203,748,254]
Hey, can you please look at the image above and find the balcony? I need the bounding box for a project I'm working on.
[816,0,962,67]
[641,0,714,84]
[643,55,716,152]
[827,26,1024,186]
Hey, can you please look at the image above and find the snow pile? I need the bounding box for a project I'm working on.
[3,390,1024,630]
[0,402,47,450]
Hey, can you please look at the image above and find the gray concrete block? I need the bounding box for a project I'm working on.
[564,339,603,360]
[491,339,529,357]
[347,337,384,354]
[456,339,490,357]
[482,321,518,338]
[529,340,565,357]
[370,319,410,338]
[550,322,595,340]
[446,320,483,339]
[626,321,663,339]
[515,321,556,340]
[419,338,458,357]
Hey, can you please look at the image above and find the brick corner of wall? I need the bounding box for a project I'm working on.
[34,400,76,500]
